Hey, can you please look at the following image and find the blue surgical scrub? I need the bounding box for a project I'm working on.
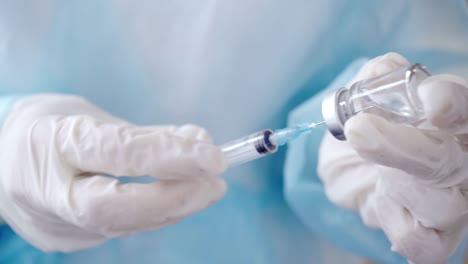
[0,1,467,263]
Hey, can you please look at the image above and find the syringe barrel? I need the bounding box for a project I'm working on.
[219,129,278,167]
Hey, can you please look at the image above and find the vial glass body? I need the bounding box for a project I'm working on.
[344,63,430,125]
[322,64,431,140]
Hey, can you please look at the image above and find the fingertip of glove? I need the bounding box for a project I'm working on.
[373,53,410,76]
[174,125,228,175]
[189,177,227,205]
[351,53,409,85]
[418,75,468,130]
[208,177,227,201]
[381,52,409,66]
[176,124,214,143]
[194,143,228,175]
[344,114,383,150]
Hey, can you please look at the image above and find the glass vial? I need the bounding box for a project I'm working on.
[322,64,431,140]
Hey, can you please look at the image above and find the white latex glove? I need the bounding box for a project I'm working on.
[318,53,468,264]
[0,94,227,252]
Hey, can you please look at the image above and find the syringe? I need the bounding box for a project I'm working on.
[219,122,324,167]
[220,63,434,167]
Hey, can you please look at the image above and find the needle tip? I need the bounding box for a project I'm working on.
[308,121,325,128]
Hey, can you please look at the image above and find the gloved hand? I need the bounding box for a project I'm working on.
[0,94,227,252]
[318,53,468,264]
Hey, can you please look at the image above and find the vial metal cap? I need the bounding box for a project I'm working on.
[322,87,347,141]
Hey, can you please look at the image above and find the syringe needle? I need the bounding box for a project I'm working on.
[274,120,326,146]
[308,121,325,128]
[219,121,327,167]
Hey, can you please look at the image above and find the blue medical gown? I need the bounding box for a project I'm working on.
[1,1,468,263]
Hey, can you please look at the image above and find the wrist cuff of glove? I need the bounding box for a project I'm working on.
[0,95,27,227]
[0,95,28,130]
